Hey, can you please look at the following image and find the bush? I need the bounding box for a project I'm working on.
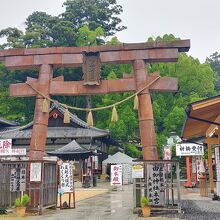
[15,194,30,207]
[140,196,151,207]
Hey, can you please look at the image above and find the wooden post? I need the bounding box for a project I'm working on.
[207,139,214,193]
[133,60,158,160]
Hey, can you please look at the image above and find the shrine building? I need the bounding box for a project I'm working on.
[0,105,119,171]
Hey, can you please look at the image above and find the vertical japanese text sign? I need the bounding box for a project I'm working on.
[147,164,165,206]
[110,164,122,186]
[10,167,26,192]
[60,162,74,193]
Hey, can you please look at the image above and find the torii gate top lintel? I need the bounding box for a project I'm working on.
[1,39,190,161]
[0,40,190,69]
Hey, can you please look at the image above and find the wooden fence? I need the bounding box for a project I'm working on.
[0,160,57,209]
[0,161,26,207]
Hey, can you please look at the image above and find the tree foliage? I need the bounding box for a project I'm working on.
[207,52,220,91]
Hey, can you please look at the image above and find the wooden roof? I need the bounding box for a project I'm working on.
[0,117,19,128]
[182,95,220,140]
[47,140,94,160]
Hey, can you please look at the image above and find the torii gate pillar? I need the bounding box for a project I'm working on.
[29,64,53,160]
[133,60,157,159]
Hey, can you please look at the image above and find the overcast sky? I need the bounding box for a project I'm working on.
[0,0,219,63]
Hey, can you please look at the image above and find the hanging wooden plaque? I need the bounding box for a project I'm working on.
[82,52,101,86]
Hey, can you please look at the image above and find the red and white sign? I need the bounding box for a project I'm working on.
[0,139,12,150]
[0,139,26,156]
[163,146,172,160]
[110,165,122,186]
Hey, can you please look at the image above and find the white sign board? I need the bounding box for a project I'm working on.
[60,162,74,193]
[215,147,220,196]
[30,163,42,182]
[0,148,26,156]
[176,143,204,156]
[0,139,12,155]
[10,168,26,192]
[0,139,12,149]
[0,139,26,156]
[110,164,122,186]
[132,164,144,178]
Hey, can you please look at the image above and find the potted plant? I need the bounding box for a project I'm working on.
[140,196,151,217]
[15,194,30,217]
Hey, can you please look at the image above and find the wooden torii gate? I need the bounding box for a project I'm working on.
[0,40,190,161]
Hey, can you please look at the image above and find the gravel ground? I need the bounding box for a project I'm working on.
[162,200,220,220]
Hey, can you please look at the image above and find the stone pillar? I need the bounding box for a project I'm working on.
[29,64,53,160]
[133,60,158,160]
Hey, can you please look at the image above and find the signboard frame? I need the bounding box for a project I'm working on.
[176,143,204,156]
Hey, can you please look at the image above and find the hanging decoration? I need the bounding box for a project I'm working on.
[64,106,70,124]
[87,111,94,127]
[25,76,160,125]
[133,94,139,110]
[42,98,49,113]
[111,106,118,122]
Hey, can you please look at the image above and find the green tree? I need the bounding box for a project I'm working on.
[207,52,220,91]
[62,0,126,36]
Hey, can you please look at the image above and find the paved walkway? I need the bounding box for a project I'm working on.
[1,184,137,220]
[1,182,218,220]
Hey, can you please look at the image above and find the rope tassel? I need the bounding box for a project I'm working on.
[133,94,139,110]
[64,108,70,124]
[111,106,118,122]
[87,111,94,127]
[42,98,49,113]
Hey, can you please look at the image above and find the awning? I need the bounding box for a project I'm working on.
[182,95,220,140]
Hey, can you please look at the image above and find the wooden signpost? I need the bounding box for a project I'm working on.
[58,162,75,209]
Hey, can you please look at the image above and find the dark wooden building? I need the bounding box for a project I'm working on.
[0,105,117,155]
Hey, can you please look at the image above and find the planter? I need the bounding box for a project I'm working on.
[142,206,151,217]
[16,207,26,217]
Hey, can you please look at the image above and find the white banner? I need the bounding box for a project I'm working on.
[215,147,220,196]
[0,148,26,156]
[110,165,122,186]
[60,162,74,193]
[176,143,204,156]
